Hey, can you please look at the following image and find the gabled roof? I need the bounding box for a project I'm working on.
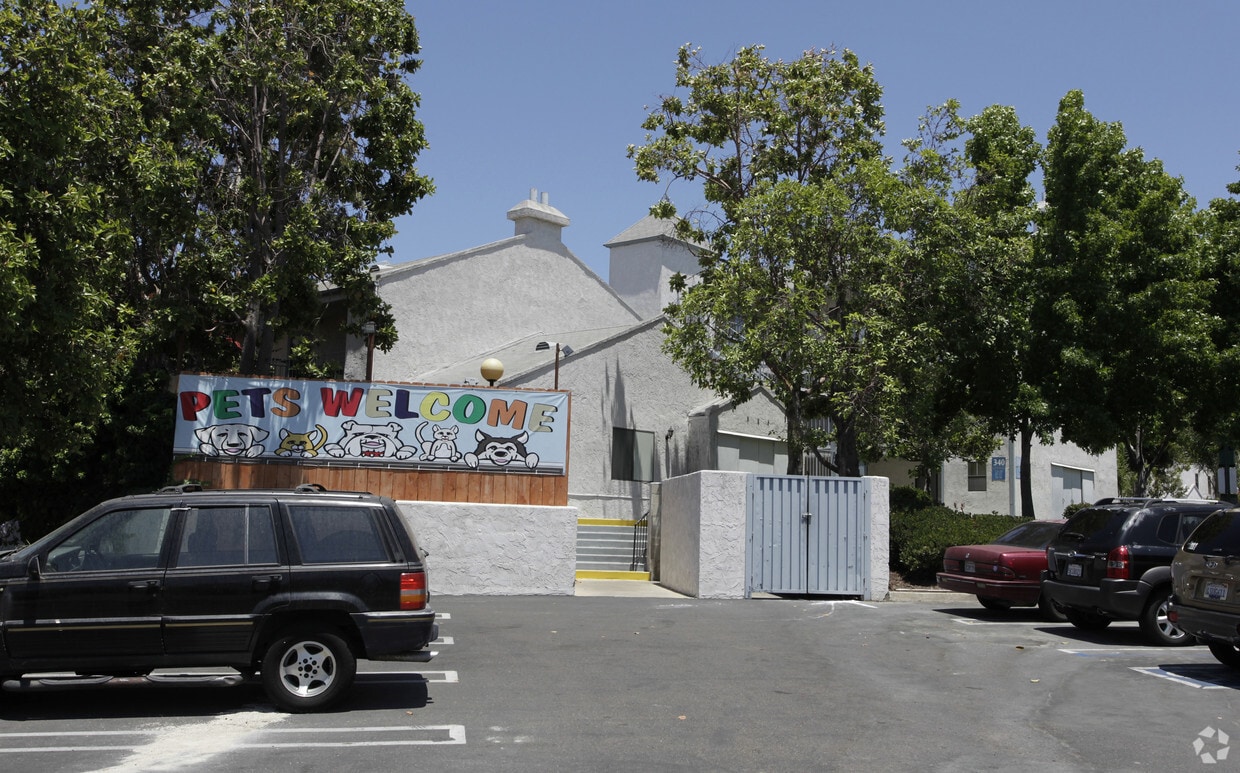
[605,214,685,248]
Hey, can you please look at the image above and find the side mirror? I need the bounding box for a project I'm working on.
[26,555,41,579]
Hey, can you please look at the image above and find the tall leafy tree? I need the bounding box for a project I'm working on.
[104,0,433,376]
[1033,90,1215,496]
[630,45,919,475]
[0,0,140,461]
[1196,160,1240,481]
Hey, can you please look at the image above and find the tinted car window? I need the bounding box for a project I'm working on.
[288,505,389,563]
[1060,508,1127,547]
[46,508,173,572]
[1184,510,1240,554]
[177,505,278,567]
[993,521,1063,548]
[1155,514,1180,544]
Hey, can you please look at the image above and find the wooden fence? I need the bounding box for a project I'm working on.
[171,458,568,506]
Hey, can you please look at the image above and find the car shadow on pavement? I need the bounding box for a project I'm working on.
[0,672,431,720]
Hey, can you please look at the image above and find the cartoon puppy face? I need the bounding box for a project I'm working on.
[195,424,270,457]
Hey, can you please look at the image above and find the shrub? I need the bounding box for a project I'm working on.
[890,485,933,513]
[891,505,1030,585]
[1062,501,1091,519]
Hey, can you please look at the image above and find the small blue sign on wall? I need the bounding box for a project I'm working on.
[991,456,1007,482]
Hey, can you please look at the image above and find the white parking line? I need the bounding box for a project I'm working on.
[953,618,1044,626]
[0,725,468,752]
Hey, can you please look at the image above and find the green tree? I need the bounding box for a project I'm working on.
[0,0,141,462]
[1033,91,1215,496]
[630,45,919,475]
[104,0,433,376]
[1197,161,1240,472]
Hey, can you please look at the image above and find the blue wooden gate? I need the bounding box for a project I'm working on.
[746,475,871,597]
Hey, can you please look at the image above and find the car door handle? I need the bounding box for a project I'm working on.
[252,575,282,592]
[129,580,160,593]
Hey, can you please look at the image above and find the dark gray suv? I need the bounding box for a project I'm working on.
[1042,497,1224,646]
[0,484,437,711]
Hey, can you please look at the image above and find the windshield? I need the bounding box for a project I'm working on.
[994,520,1065,549]
[1183,510,1240,554]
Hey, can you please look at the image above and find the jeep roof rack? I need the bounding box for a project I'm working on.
[158,483,204,494]
[295,483,328,493]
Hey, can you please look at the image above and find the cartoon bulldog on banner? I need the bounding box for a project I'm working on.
[324,420,418,460]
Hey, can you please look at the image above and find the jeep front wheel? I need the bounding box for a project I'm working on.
[261,631,356,712]
[1138,587,1194,647]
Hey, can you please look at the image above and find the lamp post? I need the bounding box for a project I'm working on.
[480,358,504,386]
[535,341,573,390]
[362,321,376,382]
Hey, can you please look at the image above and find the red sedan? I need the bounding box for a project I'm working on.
[937,520,1067,621]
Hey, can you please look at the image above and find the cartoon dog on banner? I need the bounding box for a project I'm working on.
[415,421,462,463]
[195,424,269,457]
[464,430,540,470]
[324,420,417,460]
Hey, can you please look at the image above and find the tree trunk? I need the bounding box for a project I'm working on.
[784,390,805,475]
[835,414,861,477]
[1020,424,1035,518]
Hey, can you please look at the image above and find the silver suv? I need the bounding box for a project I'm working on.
[1169,508,1240,668]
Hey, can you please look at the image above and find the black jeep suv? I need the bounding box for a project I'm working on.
[1042,497,1224,646]
[0,484,437,712]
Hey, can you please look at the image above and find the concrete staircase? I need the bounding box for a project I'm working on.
[575,518,648,580]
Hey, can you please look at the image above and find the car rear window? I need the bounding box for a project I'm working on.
[1059,508,1128,547]
[1183,510,1240,554]
[994,521,1063,548]
[287,505,391,564]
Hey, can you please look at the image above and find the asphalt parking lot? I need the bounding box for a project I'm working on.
[3,588,1239,772]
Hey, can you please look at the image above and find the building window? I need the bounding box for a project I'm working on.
[612,428,655,482]
[967,461,987,491]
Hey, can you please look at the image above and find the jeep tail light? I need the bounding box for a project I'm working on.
[401,571,427,610]
[1106,545,1130,580]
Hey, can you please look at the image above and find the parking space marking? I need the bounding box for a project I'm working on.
[1058,646,1169,657]
[952,618,1048,626]
[0,725,467,753]
[433,636,454,645]
[1132,665,1240,690]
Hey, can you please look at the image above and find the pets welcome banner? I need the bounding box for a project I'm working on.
[173,374,569,474]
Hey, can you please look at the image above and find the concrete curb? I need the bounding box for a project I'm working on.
[886,588,974,603]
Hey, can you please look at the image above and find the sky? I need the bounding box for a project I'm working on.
[391,1,1240,279]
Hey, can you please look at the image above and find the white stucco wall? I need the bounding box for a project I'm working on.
[397,500,577,596]
[658,471,750,599]
[867,476,891,601]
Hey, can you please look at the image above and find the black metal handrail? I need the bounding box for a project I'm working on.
[630,513,648,571]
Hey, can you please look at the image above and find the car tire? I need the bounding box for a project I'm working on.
[1207,641,1240,669]
[1064,608,1112,631]
[1038,590,1069,623]
[977,597,1013,611]
[261,631,356,713]
[1138,586,1194,647]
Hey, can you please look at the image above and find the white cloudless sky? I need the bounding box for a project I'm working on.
[392,1,1240,279]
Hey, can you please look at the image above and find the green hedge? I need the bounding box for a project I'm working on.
[889,486,1030,585]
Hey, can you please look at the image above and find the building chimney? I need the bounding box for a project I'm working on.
[507,188,570,245]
